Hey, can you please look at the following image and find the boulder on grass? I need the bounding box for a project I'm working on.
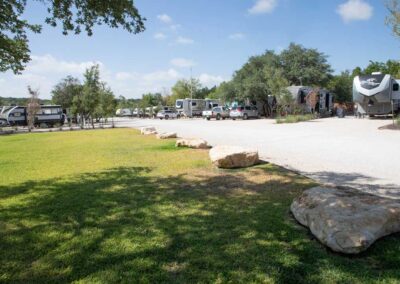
[209,145,259,169]
[157,132,177,139]
[141,126,157,135]
[291,186,400,254]
[175,138,210,149]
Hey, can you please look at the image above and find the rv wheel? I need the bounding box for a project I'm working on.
[216,114,221,120]
[165,115,169,120]
[243,114,248,120]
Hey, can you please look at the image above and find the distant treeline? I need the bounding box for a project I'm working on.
[0,97,52,106]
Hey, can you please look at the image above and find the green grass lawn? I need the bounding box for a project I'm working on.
[1,129,400,283]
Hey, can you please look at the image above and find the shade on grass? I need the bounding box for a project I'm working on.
[0,129,400,283]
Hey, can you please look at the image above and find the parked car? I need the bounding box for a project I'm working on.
[230,105,259,120]
[156,110,178,120]
[202,106,230,120]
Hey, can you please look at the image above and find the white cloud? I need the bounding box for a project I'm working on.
[0,55,225,99]
[169,24,181,32]
[198,74,224,87]
[176,36,194,45]
[229,33,245,40]
[337,0,373,22]
[157,14,172,24]
[27,54,101,74]
[248,0,277,14]
[170,58,196,68]
[154,33,167,40]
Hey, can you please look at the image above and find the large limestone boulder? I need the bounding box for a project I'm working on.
[291,187,400,254]
[175,138,210,149]
[209,145,259,169]
[157,132,177,139]
[140,126,157,135]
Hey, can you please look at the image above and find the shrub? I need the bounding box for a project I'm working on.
[276,114,315,124]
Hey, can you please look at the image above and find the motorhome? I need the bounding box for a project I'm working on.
[175,98,221,117]
[353,73,400,116]
[0,105,65,127]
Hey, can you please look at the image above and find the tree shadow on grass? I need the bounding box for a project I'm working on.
[1,166,400,283]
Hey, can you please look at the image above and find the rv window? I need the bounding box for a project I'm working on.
[393,83,399,91]
[44,109,52,115]
[51,108,59,114]
[245,106,251,110]
[192,102,197,106]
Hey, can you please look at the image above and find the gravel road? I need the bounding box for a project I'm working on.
[115,117,400,198]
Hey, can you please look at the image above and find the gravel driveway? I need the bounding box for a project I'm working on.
[115,117,400,198]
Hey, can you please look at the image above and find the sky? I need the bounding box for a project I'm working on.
[1,0,400,99]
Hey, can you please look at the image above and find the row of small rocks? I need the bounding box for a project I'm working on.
[141,126,400,254]
[140,126,259,169]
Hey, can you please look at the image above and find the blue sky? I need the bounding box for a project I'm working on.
[1,0,399,99]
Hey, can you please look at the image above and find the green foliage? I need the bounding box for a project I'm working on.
[386,0,400,38]
[167,78,202,105]
[280,43,333,86]
[0,0,145,74]
[68,64,116,125]
[276,114,315,124]
[354,60,400,77]
[327,71,353,103]
[51,76,82,109]
[141,92,164,108]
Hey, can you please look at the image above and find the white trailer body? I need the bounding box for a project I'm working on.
[353,74,400,116]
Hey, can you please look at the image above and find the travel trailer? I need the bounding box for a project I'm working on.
[116,108,133,117]
[353,73,400,116]
[0,105,65,127]
[175,98,221,117]
[287,86,334,115]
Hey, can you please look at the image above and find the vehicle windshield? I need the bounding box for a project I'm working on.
[176,100,183,109]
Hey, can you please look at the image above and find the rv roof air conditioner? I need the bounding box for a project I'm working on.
[371,72,383,75]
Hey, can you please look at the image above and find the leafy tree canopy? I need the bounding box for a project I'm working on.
[280,43,333,86]
[1,0,145,74]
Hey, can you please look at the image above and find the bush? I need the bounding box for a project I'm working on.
[276,114,315,124]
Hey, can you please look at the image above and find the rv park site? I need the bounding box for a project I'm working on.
[2,1,400,283]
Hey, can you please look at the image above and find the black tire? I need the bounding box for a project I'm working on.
[243,114,248,120]
[206,117,211,121]
[165,115,169,120]
[232,118,236,121]
[216,114,221,120]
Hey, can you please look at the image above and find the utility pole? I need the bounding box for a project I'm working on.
[190,67,193,118]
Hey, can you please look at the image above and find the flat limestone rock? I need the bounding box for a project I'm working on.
[291,186,400,254]
[209,145,259,169]
[157,132,177,139]
[175,138,210,149]
[140,127,157,135]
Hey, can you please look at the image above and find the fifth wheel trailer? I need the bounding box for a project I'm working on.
[353,73,400,116]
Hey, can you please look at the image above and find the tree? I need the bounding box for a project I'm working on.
[26,86,40,130]
[386,0,400,37]
[51,76,82,109]
[167,78,202,105]
[232,50,281,116]
[327,71,353,103]
[94,83,116,122]
[280,43,333,86]
[1,1,145,74]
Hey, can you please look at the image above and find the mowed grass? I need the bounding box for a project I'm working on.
[1,129,400,283]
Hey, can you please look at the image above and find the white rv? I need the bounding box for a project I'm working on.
[353,73,400,116]
[175,98,221,117]
[0,105,65,127]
